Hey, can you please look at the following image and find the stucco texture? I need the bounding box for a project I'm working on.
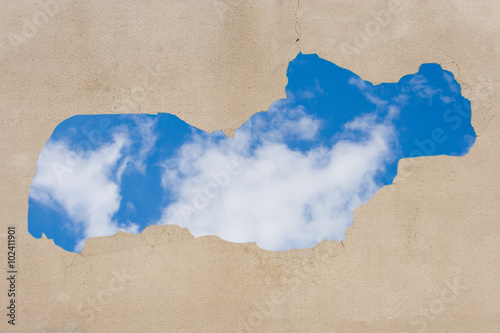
[0,0,499,332]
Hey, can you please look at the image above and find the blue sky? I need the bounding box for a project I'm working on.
[28,53,475,252]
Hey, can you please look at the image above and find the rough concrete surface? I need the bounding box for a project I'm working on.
[0,0,499,332]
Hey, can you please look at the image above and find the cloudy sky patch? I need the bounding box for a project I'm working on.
[28,54,476,252]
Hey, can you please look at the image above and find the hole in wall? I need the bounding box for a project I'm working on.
[28,53,475,252]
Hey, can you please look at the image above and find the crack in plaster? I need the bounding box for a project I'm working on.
[294,0,301,51]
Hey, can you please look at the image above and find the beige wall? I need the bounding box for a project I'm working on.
[0,0,499,332]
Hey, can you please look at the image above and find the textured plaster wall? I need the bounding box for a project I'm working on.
[0,0,499,332]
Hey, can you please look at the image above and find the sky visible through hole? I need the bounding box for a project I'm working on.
[28,53,476,253]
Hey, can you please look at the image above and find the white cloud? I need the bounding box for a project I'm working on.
[458,134,475,156]
[31,101,398,252]
[298,79,325,99]
[408,72,460,105]
[443,72,460,93]
[157,105,397,251]
[126,201,137,214]
[440,95,455,104]
[130,115,158,173]
[116,116,158,183]
[30,131,139,252]
[407,74,441,99]
[348,76,388,107]
[257,103,321,142]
